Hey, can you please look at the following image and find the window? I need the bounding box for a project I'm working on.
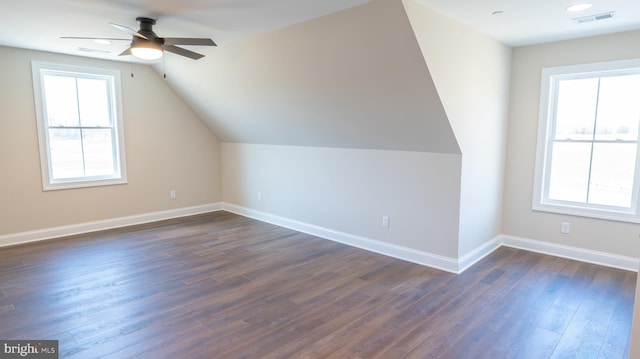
[32,62,127,190]
[533,59,640,222]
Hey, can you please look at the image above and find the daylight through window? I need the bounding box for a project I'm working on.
[32,62,126,190]
[533,59,640,222]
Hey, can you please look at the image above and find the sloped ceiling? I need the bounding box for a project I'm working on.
[3,0,636,154]
[0,0,372,61]
[161,0,460,154]
[2,0,637,58]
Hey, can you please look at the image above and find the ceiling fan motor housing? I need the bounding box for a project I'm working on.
[135,17,163,45]
[62,16,216,60]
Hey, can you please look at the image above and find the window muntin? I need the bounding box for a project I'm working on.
[32,62,126,190]
[533,59,640,222]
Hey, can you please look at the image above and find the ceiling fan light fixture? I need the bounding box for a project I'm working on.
[130,41,163,60]
[65,16,215,60]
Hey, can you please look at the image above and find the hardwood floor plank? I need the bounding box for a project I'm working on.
[0,212,635,358]
[513,327,562,359]
[372,248,526,358]
[597,273,637,358]
[479,256,566,358]
[548,266,623,359]
[270,266,439,358]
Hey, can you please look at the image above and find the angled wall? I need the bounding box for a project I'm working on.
[403,0,511,258]
[207,0,465,263]
[161,0,459,154]
[164,0,510,264]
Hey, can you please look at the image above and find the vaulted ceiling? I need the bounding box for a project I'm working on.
[0,0,371,62]
[1,0,638,61]
[159,0,460,153]
[1,0,639,152]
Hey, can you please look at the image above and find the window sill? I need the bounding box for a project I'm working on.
[532,202,640,224]
[43,177,127,191]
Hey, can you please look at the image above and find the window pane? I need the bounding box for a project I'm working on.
[594,75,640,141]
[43,75,79,127]
[555,78,599,141]
[83,129,115,177]
[548,142,592,202]
[78,78,112,127]
[588,143,637,207]
[49,129,84,179]
[33,62,126,190]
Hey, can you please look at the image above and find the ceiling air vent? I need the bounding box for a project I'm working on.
[574,11,615,24]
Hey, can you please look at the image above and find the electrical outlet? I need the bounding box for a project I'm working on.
[170,190,176,199]
[258,191,262,201]
[382,216,390,227]
[561,222,570,234]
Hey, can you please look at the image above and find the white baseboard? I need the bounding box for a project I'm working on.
[499,235,639,272]
[0,203,223,248]
[223,203,461,273]
[458,237,502,273]
[2,203,636,274]
[223,204,640,273]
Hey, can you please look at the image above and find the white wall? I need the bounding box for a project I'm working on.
[214,0,513,266]
[0,46,222,238]
[403,0,512,257]
[503,30,640,258]
[208,0,489,264]
[222,143,462,259]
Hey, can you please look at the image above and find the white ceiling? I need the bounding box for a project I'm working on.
[418,0,640,46]
[0,0,639,63]
[0,0,371,62]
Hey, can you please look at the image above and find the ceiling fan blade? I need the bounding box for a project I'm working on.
[118,47,132,56]
[61,36,130,41]
[164,45,205,60]
[163,38,216,46]
[110,22,148,40]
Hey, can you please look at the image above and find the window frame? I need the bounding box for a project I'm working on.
[532,58,640,223]
[31,61,127,191]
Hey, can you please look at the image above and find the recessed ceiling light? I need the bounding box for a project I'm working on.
[566,3,593,12]
[93,39,111,45]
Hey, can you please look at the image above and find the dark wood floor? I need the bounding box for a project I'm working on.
[0,211,635,358]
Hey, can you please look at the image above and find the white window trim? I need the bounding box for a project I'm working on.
[31,61,127,191]
[532,58,640,223]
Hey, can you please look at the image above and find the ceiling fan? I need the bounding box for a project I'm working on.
[62,17,216,60]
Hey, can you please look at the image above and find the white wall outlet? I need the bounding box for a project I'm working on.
[258,191,262,201]
[561,222,570,234]
[170,190,176,199]
[382,216,390,227]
